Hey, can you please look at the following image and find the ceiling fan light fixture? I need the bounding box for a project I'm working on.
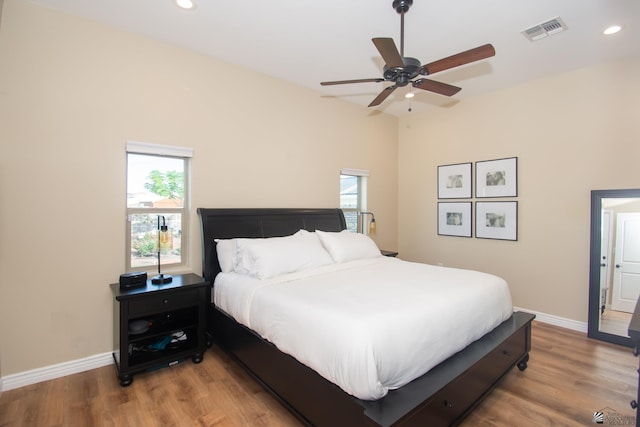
[320,0,495,108]
[175,0,196,10]
[603,25,622,35]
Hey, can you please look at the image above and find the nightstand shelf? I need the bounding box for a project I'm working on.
[110,273,211,386]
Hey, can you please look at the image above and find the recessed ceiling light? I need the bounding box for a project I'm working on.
[603,25,621,35]
[175,0,196,10]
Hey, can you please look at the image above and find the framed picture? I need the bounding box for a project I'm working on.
[438,202,472,237]
[438,162,472,199]
[475,201,518,241]
[475,157,517,198]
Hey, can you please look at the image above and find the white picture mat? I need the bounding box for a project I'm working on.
[438,202,472,237]
[476,157,517,198]
[438,163,472,199]
[475,202,518,240]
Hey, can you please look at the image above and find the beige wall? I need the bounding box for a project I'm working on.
[398,56,640,323]
[0,0,398,375]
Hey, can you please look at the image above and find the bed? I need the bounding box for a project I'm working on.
[198,208,535,426]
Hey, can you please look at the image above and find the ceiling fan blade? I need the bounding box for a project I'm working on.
[372,38,404,69]
[420,44,496,76]
[321,78,384,86]
[412,78,461,96]
[368,85,397,107]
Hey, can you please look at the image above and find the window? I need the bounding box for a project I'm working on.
[126,141,192,272]
[340,168,369,232]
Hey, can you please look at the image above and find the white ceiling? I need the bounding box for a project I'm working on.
[27,0,640,117]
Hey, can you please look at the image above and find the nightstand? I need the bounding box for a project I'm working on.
[381,250,399,257]
[110,273,211,386]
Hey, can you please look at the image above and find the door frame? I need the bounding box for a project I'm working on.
[600,210,613,313]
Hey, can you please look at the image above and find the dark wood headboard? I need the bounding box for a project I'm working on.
[197,208,347,282]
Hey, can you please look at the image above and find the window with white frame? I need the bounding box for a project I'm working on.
[340,168,369,233]
[126,141,192,271]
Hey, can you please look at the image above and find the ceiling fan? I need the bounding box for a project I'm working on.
[320,0,496,107]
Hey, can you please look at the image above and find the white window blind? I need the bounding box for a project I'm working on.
[126,140,193,158]
[340,168,369,177]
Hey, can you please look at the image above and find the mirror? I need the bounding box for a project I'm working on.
[588,189,640,347]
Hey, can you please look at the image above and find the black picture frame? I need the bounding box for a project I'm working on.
[438,202,472,237]
[438,162,472,199]
[475,157,517,198]
[475,201,518,241]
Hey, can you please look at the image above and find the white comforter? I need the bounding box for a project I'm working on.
[213,257,513,400]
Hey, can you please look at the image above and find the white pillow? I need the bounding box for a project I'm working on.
[233,230,334,279]
[215,237,265,273]
[214,238,236,273]
[315,229,382,263]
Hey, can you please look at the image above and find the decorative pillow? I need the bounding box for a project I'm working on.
[214,238,236,273]
[315,229,382,263]
[233,230,334,279]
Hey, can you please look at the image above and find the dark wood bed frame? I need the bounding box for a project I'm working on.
[198,208,535,427]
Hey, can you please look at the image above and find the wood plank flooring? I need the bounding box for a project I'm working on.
[600,309,632,337]
[0,321,637,426]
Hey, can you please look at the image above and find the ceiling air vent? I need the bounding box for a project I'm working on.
[522,17,568,42]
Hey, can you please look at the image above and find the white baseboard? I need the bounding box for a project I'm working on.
[514,306,588,333]
[1,352,113,392]
[0,308,587,393]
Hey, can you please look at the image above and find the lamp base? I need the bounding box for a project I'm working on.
[151,274,173,285]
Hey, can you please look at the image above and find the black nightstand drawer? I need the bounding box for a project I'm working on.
[128,289,198,318]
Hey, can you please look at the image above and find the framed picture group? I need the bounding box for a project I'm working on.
[437,157,518,240]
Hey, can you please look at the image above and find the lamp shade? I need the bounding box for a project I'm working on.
[152,215,172,284]
[368,218,377,235]
[159,225,172,250]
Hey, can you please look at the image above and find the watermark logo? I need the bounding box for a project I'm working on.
[593,407,635,425]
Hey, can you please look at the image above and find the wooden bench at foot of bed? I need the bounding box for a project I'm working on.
[208,307,535,427]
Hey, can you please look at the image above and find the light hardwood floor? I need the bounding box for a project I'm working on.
[600,309,633,337]
[0,321,637,426]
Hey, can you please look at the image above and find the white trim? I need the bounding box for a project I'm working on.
[0,308,588,392]
[126,140,193,158]
[341,168,369,177]
[1,352,112,392]
[514,306,588,333]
